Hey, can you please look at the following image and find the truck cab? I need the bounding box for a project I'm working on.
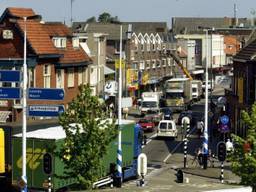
[140,92,161,115]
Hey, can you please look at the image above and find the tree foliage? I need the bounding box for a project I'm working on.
[57,84,117,189]
[97,12,120,23]
[86,16,96,23]
[230,102,256,191]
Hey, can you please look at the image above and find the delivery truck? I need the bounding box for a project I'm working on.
[191,80,203,101]
[140,92,161,116]
[1,120,143,191]
[163,78,192,112]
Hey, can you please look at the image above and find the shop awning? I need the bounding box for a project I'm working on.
[104,66,115,75]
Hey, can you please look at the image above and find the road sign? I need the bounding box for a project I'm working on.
[0,70,20,82]
[28,88,64,100]
[219,124,230,133]
[0,87,20,99]
[28,105,64,117]
[115,59,125,69]
[220,115,229,125]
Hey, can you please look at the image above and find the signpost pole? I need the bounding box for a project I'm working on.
[21,16,28,192]
[117,25,123,187]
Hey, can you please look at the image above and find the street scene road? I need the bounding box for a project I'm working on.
[98,85,243,192]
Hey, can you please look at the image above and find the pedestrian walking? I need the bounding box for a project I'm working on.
[197,120,204,138]
[226,139,234,155]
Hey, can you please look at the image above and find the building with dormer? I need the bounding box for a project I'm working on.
[0,7,92,122]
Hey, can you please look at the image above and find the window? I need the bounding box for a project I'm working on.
[146,60,150,69]
[152,43,156,51]
[140,43,144,51]
[78,67,83,85]
[43,65,51,88]
[152,60,156,68]
[156,60,161,68]
[67,68,74,87]
[72,37,80,48]
[167,58,171,66]
[162,59,166,67]
[28,68,35,87]
[131,62,138,70]
[139,61,145,70]
[147,42,150,51]
[56,69,64,88]
[52,37,67,48]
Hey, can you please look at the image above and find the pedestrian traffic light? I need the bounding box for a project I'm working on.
[43,153,52,175]
[217,142,226,162]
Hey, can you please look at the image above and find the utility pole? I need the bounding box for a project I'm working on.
[116,25,123,187]
[70,0,74,25]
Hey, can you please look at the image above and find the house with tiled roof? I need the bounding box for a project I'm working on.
[0,7,92,122]
[226,38,256,137]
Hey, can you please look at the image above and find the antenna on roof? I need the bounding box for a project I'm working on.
[234,3,238,26]
[70,0,74,26]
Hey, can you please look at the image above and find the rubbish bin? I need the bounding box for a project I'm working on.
[176,169,183,183]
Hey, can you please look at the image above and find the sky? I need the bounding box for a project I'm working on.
[0,0,255,27]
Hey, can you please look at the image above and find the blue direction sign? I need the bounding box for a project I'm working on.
[28,105,64,117]
[28,88,64,100]
[0,70,20,82]
[0,87,20,99]
[220,115,229,125]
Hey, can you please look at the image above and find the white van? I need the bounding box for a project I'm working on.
[157,120,177,138]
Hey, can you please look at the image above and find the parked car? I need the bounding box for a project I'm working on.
[145,110,163,125]
[157,120,177,138]
[160,107,173,120]
[138,117,155,132]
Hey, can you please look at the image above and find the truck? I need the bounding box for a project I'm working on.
[140,92,161,115]
[163,78,192,112]
[1,120,143,191]
[191,80,203,101]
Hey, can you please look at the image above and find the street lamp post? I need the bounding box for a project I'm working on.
[16,15,41,192]
[21,16,28,192]
[117,25,123,187]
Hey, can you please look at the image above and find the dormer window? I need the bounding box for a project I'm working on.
[52,37,66,48]
[72,37,80,48]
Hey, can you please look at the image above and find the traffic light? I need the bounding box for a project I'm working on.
[217,142,226,162]
[43,153,52,175]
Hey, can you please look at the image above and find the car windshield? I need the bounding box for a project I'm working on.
[165,92,184,99]
[139,119,150,123]
[159,122,167,129]
[142,101,157,107]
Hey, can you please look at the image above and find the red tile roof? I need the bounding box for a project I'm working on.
[7,7,36,18]
[1,7,91,65]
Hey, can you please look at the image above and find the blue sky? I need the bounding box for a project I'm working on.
[0,0,255,26]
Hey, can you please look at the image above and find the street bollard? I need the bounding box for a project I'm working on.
[140,173,145,187]
[48,176,52,192]
[176,169,184,183]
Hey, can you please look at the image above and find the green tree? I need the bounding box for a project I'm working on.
[98,12,120,23]
[57,84,117,189]
[230,102,256,191]
[86,16,96,23]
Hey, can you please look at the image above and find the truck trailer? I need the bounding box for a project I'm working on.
[1,120,142,191]
[163,78,192,112]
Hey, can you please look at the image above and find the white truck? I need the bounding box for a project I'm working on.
[140,92,161,115]
[192,80,203,101]
[163,78,192,112]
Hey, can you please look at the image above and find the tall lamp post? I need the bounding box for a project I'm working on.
[117,25,123,187]
[15,15,41,192]
[203,28,210,169]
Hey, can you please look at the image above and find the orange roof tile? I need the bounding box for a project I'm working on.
[7,7,36,18]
